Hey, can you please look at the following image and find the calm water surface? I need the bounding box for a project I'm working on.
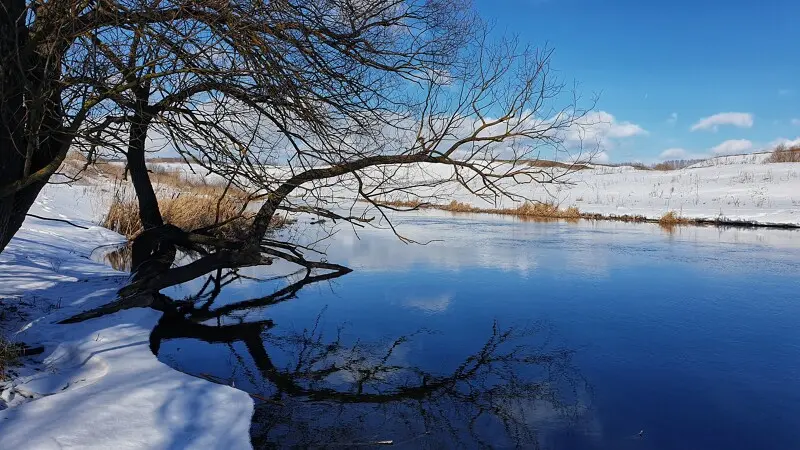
[152,212,800,449]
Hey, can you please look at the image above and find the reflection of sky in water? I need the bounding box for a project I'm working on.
[157,212,800,449]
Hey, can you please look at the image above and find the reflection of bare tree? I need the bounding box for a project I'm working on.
[145,269,585,449]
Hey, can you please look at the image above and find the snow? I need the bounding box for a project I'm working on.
[0,183,253,449]
[149,152,800,226]
[316,153,800,226]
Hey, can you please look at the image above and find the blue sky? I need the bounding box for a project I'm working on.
[474,0,800,162]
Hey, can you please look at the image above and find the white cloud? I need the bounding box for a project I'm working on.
[563,111,646,147]
[659,148,687,159]
[666,112,678,126]
[711,139,753,155]
[593,151,610,164]
[690,112,753,132]
[791,118,800,126]
[768,136,800,149]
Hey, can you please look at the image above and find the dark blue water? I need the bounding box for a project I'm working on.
[154,212,800,449]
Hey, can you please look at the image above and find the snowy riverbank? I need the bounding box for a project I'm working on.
[156,152,800,226]
[1,151,799,448]
[0,183,253,449]
[381,153,800,226]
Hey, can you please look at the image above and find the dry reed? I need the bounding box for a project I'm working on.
[102,188,253,239]
[378,199,581,220]
[0,339,19,380]
[658,211,688,226]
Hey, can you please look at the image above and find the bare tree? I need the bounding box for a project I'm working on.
[1,0,591,256]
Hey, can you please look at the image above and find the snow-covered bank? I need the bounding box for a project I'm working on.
[155,153,800,226]
[0,184,253,449]
[331,154,800,226]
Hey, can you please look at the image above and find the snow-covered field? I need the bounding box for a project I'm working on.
[546,153,800,225]
[153,152,800,226]
[0,183,252,449]
[369,153,800,225]
[273,153,800,226]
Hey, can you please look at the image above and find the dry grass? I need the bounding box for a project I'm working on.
[765,144,800,163]
[652,159,706,171]
[378,199,581,220]
[506,201,580,218]
[102,187,254,239]
[0,339,20,380]
[658,211,689,226]
[381,199,425,209]
[445,200,480,213]
[526,160,589,170]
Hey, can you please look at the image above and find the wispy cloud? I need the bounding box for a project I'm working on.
[711,139,753,155]
[791,118,800,126]
[658,148,688,159]
[779,89,795,97]
[690,112,753,132]
[658,147,709,161]
[666,112,678,126]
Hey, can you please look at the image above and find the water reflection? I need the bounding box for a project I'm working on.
[91,243,133,272]
[83,212,800,449]
[148,268,586,448]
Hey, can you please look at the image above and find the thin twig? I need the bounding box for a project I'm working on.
[25,214,89,229]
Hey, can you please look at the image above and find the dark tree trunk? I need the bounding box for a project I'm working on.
[126,82,163,230]
[0,0,65,254]
[126,113,163,230]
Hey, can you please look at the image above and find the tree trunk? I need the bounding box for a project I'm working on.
[0,0,61,254]
[125,79,164,231]
[126,113,163,230]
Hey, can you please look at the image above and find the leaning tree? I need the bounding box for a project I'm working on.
[1,0,594,271]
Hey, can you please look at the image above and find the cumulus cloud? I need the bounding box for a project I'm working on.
[659,148,687,159]
[562,111,646,148]
[711,139,753,155]
[592,151,610,164]
[690,112,753,132]
[768,137,800,148]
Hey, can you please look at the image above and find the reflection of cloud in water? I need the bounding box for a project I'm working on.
[318,215,543,274]
[292,210,800,279]
[402,293,453,313]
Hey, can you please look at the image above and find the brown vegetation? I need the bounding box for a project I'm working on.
[526,160,590,170]
[658,211,689,226]
[102,187,254,240]
[651,159,706,171]
[0,339,19,380]
[765,144,800,163]
[378,199,581,220]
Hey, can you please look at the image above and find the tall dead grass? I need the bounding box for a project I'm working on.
[378,199,581,220]
[506,201,581,219]
[0,339,18,380]
[658,211,688,226]
[766,144,800,163]
[102,187,253,239]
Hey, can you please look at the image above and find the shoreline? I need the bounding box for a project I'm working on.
[376,201,800,230]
